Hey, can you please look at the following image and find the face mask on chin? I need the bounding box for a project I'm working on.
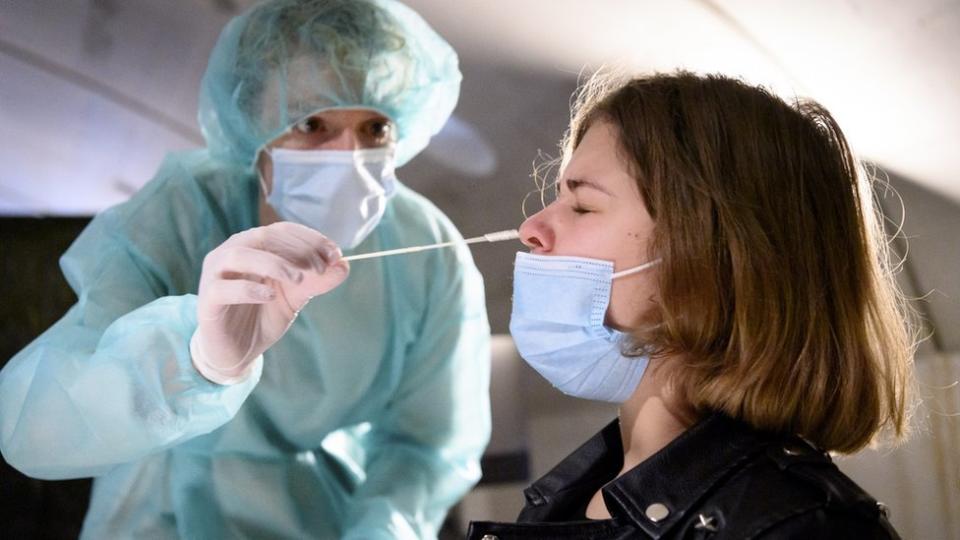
[509,251,661,403]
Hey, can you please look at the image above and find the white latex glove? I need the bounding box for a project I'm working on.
[190,221,350,384]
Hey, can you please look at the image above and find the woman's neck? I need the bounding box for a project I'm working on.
[584,358,695,520]
[617,359,694,473]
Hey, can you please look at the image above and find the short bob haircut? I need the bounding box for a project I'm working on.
[560,71,917,453]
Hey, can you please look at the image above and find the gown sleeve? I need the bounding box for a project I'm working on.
[0,168,262,480]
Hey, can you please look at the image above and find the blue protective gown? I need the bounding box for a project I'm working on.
[0,151,491,538]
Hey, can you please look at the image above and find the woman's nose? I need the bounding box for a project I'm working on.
[518,209,553,253]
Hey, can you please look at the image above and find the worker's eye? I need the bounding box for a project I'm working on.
[365,119,393,144]
[294,116,326,134]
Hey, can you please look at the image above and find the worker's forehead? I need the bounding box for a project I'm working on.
[258,55,364,131]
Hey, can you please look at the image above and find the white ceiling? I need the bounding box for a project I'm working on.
[0,0,958,214]
[0,0,228,215]
[404,0,960,202]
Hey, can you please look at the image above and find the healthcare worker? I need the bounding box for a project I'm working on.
[0,1,491,538]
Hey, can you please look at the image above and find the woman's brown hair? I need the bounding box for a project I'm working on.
[561,71,917,453]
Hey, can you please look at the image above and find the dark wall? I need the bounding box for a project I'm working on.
[1,217,92,539]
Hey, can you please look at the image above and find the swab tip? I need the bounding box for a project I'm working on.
[483,229,520,242]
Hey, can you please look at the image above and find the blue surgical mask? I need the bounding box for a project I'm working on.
[264,147,398,249]
[509,252,660,403]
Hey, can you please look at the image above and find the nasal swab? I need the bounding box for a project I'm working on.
[343,229,520,262]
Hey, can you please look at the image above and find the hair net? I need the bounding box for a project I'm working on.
[198,0,460,168]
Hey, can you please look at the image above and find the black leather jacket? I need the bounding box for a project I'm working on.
[467,413,899,539]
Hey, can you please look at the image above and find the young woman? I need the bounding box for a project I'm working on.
[469,72,914,539]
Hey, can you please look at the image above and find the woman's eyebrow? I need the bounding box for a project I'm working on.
[565,178,614,196]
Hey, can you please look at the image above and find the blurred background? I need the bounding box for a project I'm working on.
[1,0,958,538]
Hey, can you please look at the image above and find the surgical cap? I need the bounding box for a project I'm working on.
[198,0,461,168]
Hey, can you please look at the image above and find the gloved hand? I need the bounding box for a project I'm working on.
[190,221,350,384]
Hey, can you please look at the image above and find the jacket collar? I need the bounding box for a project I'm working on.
[523,412,778,538]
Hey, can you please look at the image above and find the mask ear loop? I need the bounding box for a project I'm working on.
[255,123,295,198]
[612,258,662,279]
[256,155,271,198]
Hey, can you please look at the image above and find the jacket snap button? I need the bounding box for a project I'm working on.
[481,535,499,540]
[645,502,670,522]
[783,443,805,456]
